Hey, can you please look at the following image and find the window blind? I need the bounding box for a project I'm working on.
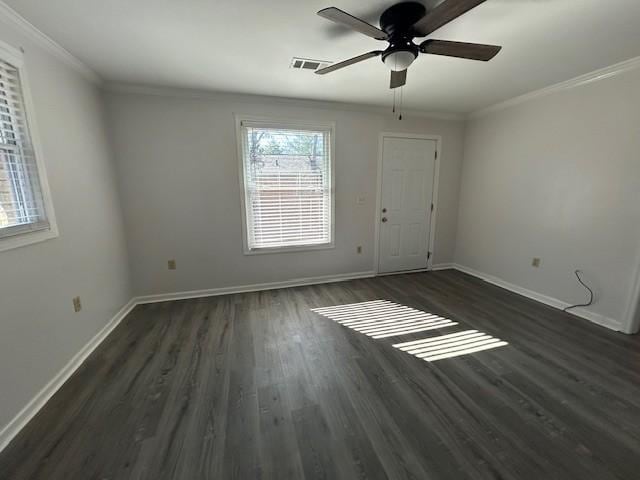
[0,58,48,238]
[240,123,332,250]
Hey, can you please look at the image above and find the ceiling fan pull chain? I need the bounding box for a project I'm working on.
[399,86,404,120]
[392,88,396,113]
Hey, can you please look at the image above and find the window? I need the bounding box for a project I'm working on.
[0,45,53,249]
[237,118,334,253]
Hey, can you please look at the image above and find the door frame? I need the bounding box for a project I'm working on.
[374,132,442,275]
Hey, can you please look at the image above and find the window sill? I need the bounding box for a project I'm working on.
[243,242,335,256]
[0,226,59,253]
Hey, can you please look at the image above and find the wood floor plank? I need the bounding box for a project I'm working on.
[257,383,305,480]
[2,270,640,479]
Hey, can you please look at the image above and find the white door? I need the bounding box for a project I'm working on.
[378,136,436,274]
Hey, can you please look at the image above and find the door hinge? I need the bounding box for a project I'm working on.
[427,251,432,260]
[435,150,438,160]
[430,203,434,212]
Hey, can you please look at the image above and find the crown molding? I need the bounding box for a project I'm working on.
[470,55,640,119]
[0,1,101,85]
[103,82,465,122]
[105,53,640,123]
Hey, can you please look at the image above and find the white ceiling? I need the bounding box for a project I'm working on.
[5,0,640,113]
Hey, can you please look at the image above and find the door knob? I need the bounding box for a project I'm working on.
[381,217,388,223]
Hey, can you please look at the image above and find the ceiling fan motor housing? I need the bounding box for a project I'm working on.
[380,2,424,71]
[379,1,426,36]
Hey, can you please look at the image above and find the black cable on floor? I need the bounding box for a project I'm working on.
[563,269,594,312]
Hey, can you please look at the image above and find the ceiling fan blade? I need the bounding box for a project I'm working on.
[315,51,383,75]
[412,0,487,37]
[420,40,501,61]
[318,7,388,40]
[390,69,407,89]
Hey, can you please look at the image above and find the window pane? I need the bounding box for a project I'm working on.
[242,125,332,250]
[0,59,48,236]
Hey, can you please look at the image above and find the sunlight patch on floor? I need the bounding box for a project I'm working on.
[311,300,458,339]
[393,330,508,362]
[312,300,508,362]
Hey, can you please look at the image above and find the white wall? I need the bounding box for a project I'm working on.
[455,67,640,332]
[104,90,465,296]
[0,22,131,428]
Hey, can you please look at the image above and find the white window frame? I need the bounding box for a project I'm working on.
[0,41,57,252]
[235,115,336,255]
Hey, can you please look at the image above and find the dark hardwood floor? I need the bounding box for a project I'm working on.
[2,270,640,479]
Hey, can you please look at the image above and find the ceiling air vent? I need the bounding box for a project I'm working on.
[290,57,331,71]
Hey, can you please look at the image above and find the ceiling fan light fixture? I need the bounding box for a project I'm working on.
[382,50,417,71]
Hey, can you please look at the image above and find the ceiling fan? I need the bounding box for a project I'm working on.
[315,0,502,89]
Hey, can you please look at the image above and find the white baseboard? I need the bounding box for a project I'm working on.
[431,263,454,271]
[0,299,137,453]
[452,263,622,332]
[376,268,428,277]
[134,270,377,304]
